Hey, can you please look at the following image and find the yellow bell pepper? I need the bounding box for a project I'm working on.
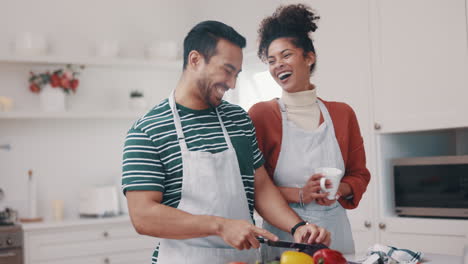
[280,251,315,264]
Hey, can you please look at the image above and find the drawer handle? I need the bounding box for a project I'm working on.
[378,222,386,230]
[364,221,372,228]
[103,231,109,238]
[104,257,110,264]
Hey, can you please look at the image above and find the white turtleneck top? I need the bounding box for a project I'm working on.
[281,88,320,131]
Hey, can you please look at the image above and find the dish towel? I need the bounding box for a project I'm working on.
[360,244,423,264]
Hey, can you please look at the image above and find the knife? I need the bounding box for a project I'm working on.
[257,237,328,252]
[257,238,359,263]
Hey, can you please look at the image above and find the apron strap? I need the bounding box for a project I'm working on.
[215,108,234,150]
[316,99,345,171]
[169,90,234,152]
[316,100,338,139]
[276,98,288,121]
[169,90,189,152]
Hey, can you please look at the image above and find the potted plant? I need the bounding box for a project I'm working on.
[28,64,83,112]
[129,90,148,111]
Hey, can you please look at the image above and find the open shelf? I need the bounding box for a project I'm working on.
[0,111,145,119]
[0,54,182,70]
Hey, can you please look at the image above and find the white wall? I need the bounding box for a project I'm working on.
[187,0,286,54]
[0,0,190,220]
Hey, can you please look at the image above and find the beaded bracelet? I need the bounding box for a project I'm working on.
[299,188,304,208]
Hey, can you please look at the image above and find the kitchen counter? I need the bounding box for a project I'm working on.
[421,253,463,263]
[346,253,463,264]
[21,214,132,231]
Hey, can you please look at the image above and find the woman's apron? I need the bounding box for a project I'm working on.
[157,91,257,264]
[261,98,354,261]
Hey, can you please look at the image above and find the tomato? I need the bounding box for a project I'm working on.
[312,249,347,264]
[280,251,314,264]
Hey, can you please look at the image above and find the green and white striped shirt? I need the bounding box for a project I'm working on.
[122,98,264,245]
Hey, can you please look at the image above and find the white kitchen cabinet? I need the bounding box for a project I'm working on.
[34,250,150,264]
[23,218,156,264]
[371,0,468,133]
[317,0,468,256]
[307,0,378,253]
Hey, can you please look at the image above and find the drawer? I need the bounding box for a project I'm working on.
[34,249,154,264]
[26,224,156,261]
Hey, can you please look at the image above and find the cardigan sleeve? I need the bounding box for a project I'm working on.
[248,100,282,178]
[338,104,371,209]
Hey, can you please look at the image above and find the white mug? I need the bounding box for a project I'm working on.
[316,167,343,200]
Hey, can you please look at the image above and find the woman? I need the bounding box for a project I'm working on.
[248,4,371,258]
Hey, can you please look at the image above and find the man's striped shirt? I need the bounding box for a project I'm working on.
[122,98,264,218]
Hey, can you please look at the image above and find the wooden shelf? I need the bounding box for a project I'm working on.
[0,54,182,70]
[0,111,145,119]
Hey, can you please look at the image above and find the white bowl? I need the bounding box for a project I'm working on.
[145,40,178,60]
[94,40,120,58]
[14,32,48,56]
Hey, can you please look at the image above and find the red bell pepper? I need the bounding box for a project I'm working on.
[312,249,347,264]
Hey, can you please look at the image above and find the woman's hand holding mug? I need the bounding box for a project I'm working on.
[315,167,343,206]
[301,174,330,204]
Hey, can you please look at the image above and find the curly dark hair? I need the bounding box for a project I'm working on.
[257,4,319,73]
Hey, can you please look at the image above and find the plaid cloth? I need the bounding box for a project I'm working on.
[361,244,423,264]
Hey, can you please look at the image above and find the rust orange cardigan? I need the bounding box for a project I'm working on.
[248,98,371,209]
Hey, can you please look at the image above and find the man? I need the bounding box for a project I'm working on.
[122,20,331,264]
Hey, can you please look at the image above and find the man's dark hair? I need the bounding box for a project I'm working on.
[183,20,246,69]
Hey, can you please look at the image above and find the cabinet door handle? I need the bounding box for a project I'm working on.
[374,123,382,130]
[378,222,386,230]
[364,221,372,228]
[103,231,109,238]
[104,257,110,264]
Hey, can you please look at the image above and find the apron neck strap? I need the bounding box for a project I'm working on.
[277,98,287,112]
[168,90,234,151]
[215,108,234,149]
[316,100,332,125]
[169,90,188,151]
[276,98,288,121]
[278,98,333,127]
[316,100,339,139]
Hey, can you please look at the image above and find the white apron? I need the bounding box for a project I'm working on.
[157,91,257,264]
[261,99,354,261]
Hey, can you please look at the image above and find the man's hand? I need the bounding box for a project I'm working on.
[216,218,278,250]
[293,223,331,246]
[302,174,330,204]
